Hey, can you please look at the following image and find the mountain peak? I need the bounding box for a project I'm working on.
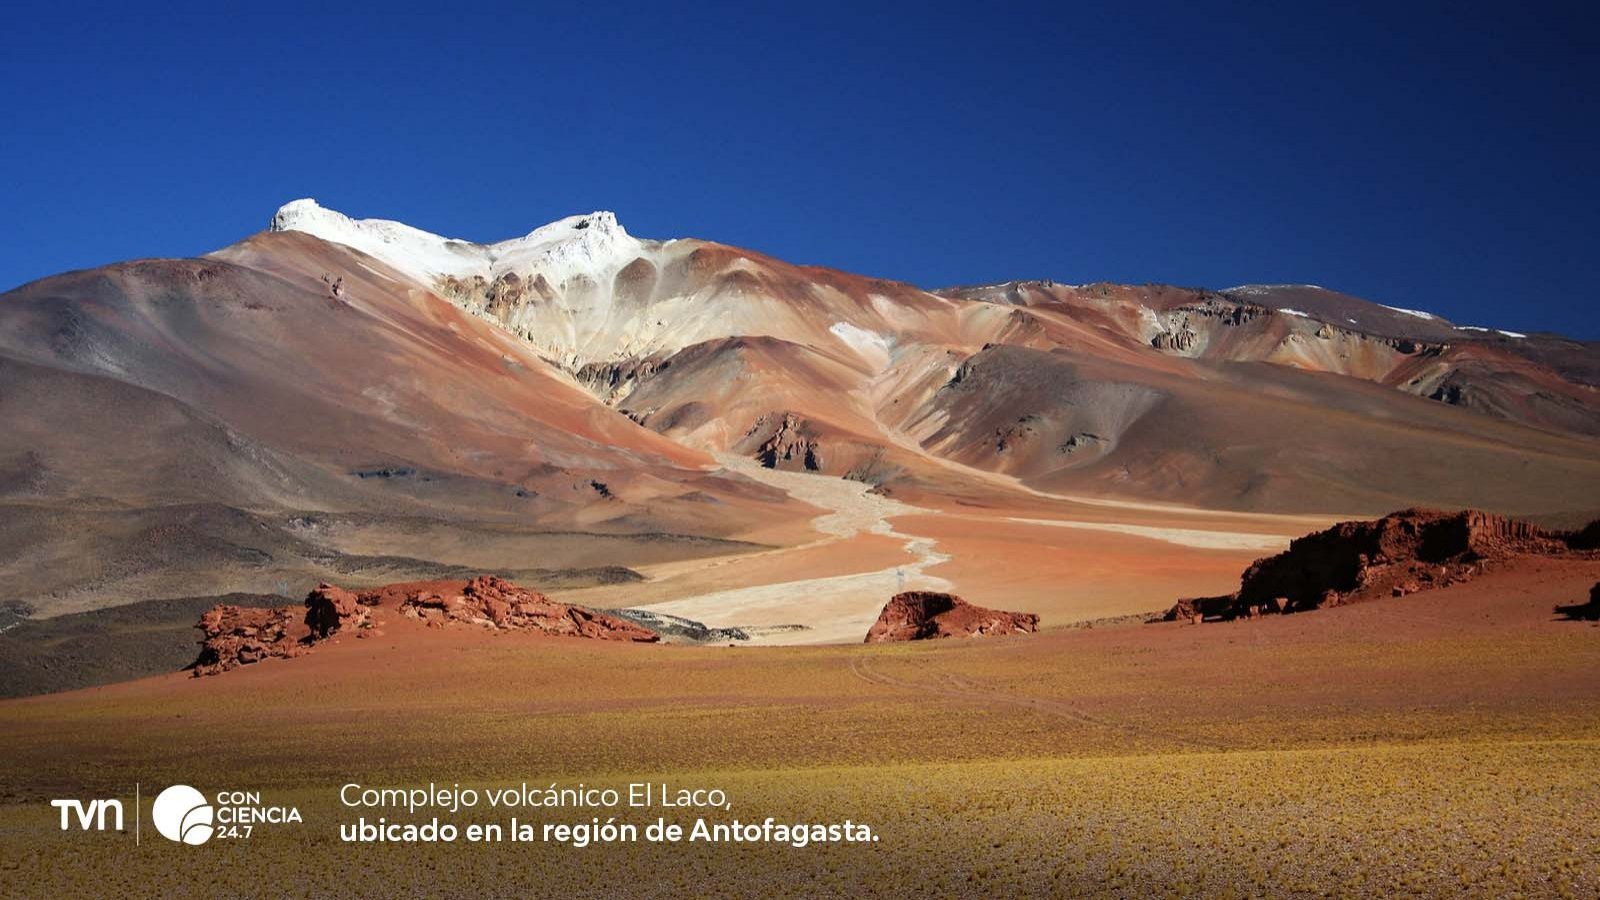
[266,199,641,284]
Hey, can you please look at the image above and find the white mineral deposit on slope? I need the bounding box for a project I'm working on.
[828,321,892,364]
[1003,516,1288,551]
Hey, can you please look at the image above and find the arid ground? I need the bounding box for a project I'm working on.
[3,555,1597,896]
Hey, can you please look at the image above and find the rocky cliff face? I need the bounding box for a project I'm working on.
[1167,508,1600,622]
[865,591,1038,642]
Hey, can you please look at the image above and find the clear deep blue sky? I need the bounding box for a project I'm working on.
[4,1,1597,336]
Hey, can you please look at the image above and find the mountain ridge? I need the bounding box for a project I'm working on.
[2,201,1597,623]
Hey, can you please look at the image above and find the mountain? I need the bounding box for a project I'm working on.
[0,216,809,617]
[2,199,1597,624]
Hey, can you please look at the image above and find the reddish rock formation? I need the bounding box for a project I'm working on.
[865,591,1038,643]
[192,575,657,676]
[1166,508,1600,622]
[304,582,370,637]
[192,605,310,676]
[398,576,658,641]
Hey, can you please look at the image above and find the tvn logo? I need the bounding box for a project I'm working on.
[48,785,189,844]
[50,798,124,832]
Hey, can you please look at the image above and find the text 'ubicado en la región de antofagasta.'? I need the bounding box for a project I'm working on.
[336,782,879,847]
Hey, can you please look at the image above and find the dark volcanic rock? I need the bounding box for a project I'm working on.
[865,591,1038,643]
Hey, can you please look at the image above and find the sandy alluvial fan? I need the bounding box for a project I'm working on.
[0,198,1598,662]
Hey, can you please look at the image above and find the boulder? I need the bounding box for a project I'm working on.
[865,591,1038,642]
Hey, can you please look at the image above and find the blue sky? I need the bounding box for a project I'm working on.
[4,1,1597,336]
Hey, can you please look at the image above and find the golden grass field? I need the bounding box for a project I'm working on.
[3,559,1598,897]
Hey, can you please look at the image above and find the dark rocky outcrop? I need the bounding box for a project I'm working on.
[1166,508,1600,622]
[751,412,823,471]
[575,354,668,405]
[865,591,1038,642]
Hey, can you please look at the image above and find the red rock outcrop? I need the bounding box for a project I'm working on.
[1166,508,1600,622]
[398,576,658,641]
[304,582,371,637]
[192,605,311,676]
[865,591,1038,642]
[193,576,658,675]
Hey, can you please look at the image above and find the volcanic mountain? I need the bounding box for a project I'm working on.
[2,199,1598,640]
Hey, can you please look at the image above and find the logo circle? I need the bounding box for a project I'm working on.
[152,784,214,845]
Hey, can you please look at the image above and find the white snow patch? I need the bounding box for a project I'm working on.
[269,198,485,282]
[1456,325,1526,339]
[1380,304,1437,320]
[269,198,646,286]
[1278,307,1311,318]
[1223,283,1324,295]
